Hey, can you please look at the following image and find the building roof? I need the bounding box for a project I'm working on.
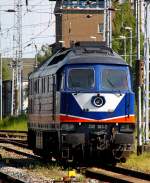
[54,0,105,13]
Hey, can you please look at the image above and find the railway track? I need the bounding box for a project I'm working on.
[0,130,27,140]
[1,130,150,182]
[0,144,40,160]
[85,166,150,183]
[0,143,47,182]
[0,143,82,182]
[0,171,25,183]
[0,138,28,148]
[0,130,28,149]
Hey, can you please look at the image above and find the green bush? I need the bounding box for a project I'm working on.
[0,114,27,131]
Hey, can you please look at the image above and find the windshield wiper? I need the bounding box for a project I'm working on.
[107,79,115,88]
[72,88,81,95]
[107,79,122,96]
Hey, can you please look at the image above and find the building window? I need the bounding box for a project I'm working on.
[37,79,40,94]
[29,80,32,95]
[42,78,44,93]
[47,77,49,93]
[63,0,104,9]
[42,78,46,93]
[98,23,104,33]
[34,80,38,94]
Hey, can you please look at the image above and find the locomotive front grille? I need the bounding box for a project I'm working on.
[62,133,85,146]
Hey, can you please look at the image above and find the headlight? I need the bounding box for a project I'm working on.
[91,95,105,107]
[119,124,135,133]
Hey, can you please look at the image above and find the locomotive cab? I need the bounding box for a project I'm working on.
[59,63,135,163]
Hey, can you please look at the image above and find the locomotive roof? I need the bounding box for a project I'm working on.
[67,54,127,65]
[29,43,128,79]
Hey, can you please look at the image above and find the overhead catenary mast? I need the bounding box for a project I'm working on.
[143,0,150,145]
[12,0,23,115]
[0,9,2,120]
[105,0,112,48]
[136,0,143,155]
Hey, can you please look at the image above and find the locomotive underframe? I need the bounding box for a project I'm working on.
[28,122,134,164]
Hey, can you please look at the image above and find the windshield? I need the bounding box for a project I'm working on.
[102,68,129,91]
[68,68,94,89]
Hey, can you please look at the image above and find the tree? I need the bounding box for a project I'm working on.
[112,1,144,95]
[112,1,136,65]
[2,61,11,81]
[37,44,52,64]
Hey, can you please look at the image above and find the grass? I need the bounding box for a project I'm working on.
[119,152,150,173]
[25,162,84,181]
[0,114,27,131]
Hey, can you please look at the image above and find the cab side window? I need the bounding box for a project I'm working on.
[57,72,64,91]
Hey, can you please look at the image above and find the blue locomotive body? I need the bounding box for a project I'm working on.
[28,42,135,164]
[60,64,134,123]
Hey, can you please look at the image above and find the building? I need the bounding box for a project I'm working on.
[54,0,105,48]
[1,58,35,116]
[2,80,12,116]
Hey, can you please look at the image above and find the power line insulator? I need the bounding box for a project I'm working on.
[26,0,28,6]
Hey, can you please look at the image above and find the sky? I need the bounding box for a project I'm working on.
[0,0,56,58]
[0,1,149,59]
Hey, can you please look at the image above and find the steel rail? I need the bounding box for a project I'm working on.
[0,130,27,133]
[0,130,27,140]
[109,166,150,181]
[0,138,28,148]
[85,166,150,183]
[0,145,40,160]
[0,171,25,183]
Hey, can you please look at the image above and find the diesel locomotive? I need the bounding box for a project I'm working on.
[28,42,135,164]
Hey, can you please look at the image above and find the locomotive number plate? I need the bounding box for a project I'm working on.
[97,124,108,130]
